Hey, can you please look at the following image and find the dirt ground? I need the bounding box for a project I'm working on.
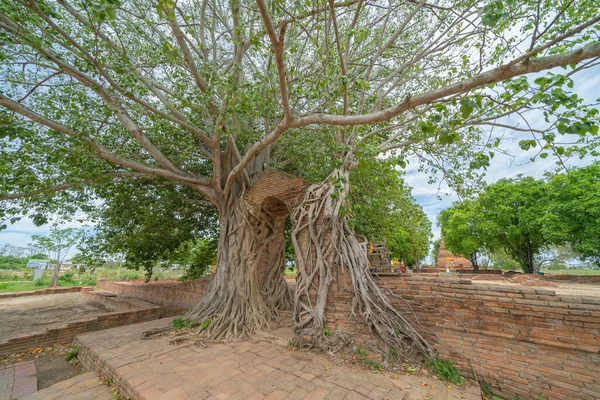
[0,293,114,341]
[35,351,82,390]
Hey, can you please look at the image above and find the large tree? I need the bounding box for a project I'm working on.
[438,199,487,272]
[475,177,549,273]
[545,163,600,266]
[1,0,600,363]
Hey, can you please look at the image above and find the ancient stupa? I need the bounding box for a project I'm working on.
[435,240,473,270]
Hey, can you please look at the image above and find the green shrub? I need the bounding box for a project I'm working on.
[171,318,193,330]
[65,345,79,361]
[79,276,97,286]
[120,271,141,280]
[200,318,211,330]
[35,278,50,287]
[58,271,74,283]
[425,357,465,385]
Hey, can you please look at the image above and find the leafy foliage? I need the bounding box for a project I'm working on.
[79,181,218,278]
[171,318,193,330]
[439,164,600,272]
[425,357,465,385]
[349,157,432,265]
[439,200,489,271]
[544,164,600,265]
[65,345,79,362]
[176,238,218,281]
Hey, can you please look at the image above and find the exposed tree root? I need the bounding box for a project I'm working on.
[291,167,437,365]
[143,195,292,342]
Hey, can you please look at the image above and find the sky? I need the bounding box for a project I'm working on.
[405,65,600,243]
[1,65,599,259]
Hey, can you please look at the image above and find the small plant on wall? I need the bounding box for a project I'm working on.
[425,357,465,385]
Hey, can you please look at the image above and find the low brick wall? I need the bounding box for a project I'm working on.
[0,305,163,357]
[378,275,600,400]
[545,274,600,284]
[417,268,503,274]
[0,286,83,299]
[96,276,213,310]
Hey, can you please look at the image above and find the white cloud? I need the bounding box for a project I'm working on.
[0,215,90,257]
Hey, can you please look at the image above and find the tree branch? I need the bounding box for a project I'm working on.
[0,95,214,189]
[256,0,291,119]
[0,172,148,201]
[292,42,600,128]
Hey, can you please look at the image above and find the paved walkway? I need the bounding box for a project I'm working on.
[0,361,37,400]
[72,319,481,400]
[20,371,113,400]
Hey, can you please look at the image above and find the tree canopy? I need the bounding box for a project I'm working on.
[438,199,487,271]
[544,163,600,265]
[1,0,599,220]
[438,164,600,273]
[30,226,84,285]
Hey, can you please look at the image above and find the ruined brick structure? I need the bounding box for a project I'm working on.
[245,170,357,334]
[245,170,310,288]
[435,240,473,269]
[379,275,600,400]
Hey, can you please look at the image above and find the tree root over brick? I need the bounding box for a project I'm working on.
[291,167,436,365]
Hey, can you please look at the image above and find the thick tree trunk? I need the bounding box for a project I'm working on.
[50,263,60,287]
[185,194,290,339]
[291,167,436,364]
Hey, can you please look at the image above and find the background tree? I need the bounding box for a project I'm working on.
[545,163,600,266]
[30,227,84,287]
[431,239,441,266]
[79,180,218,278]
[175,237,218,280]
[438,199,487,272]
[387,205,432,269]
[348,157,431,266]
[470,177,549,273]
[1,0,599,363]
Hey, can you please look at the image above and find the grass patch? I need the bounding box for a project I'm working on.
[65,345,79,362]
[540,268,600,275]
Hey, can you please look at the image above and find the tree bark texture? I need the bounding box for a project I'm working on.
[291,168,436,364]
[186,193,291,339]
[183,168,435,364]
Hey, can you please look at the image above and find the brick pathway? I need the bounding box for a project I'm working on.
[20,371,113,400]
[0,361,37,400]
[73,319,481,400]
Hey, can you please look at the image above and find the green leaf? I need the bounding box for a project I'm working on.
[460,104,473,119]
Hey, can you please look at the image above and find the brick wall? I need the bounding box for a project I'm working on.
[0,286,83,300]
[96,276,213,310]
[245,170,310,209]
[545,274,600,284]
[0,306,163,357]
[378,275,600,400]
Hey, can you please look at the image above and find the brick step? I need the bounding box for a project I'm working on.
[19,371,112,400]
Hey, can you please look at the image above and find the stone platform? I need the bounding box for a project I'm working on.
[72,319,481,400]
[20,371,112,400]
[0,361,37,400]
